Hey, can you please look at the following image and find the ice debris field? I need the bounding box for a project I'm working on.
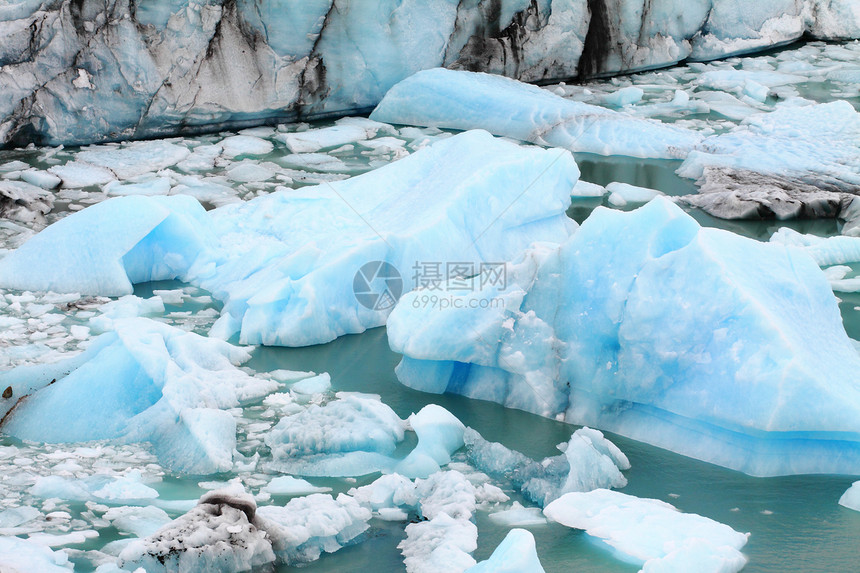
[0,40,859,573]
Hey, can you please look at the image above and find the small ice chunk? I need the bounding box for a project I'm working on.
[261,476,332,496]
[838,480,860,512]
[226,161,275,182]
[104,177,171,197]
[277,153,348,173]
[104,505,172,537]
[256,493,371,565]
[265,393,405,477]
[488,502,547,526]
[48,162,116,188]
[290,373,331,395]
[0,536,74,571]
[396,405,465,478]
[603,86,644,107]
[465,528,545,573]
[220,135,274,158]
[571,180,607,198]
[278,125,371,153]
[607,182,663,207]
[75,141,190,179]
[21,170,62,190]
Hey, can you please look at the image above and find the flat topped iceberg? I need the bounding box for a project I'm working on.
[370,68,702,159]
[544,489,749,573]
[0,318,277,474]
[389,198,860,476]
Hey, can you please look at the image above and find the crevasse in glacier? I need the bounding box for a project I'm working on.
[1,0,858,146]
[388,197,860,476]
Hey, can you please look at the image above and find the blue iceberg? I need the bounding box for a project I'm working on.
[389,198,860,476]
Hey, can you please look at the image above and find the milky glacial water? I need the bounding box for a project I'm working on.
[1,39,860,572]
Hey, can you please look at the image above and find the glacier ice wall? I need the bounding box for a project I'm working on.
[1,0,857,147]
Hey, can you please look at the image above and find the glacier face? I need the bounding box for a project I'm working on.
[1,0,858,147]
[388,198,860,477]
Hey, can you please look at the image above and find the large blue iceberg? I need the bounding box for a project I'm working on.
[0,130,578,346]
[388,198,860,476]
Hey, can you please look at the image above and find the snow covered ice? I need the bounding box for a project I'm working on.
[390,198,860,476]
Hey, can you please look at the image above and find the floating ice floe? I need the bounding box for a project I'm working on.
[678,167,857,220]
[389,198,860,476]
[678,101,860,208]
[544,489,749,573]
[118,488,276,571]
[465,529,545,573]
[265,393,465,479]
[839,481,860,511]
[606,182,664,208]
[348,467,509,572]
[464,427,629,507]
[200,129,577,346]
[370,69,702,159]
[0,318,277,474]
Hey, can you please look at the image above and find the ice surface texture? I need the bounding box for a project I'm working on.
[1,0,857,146]
[544,489,749,573]
[0,130,577,346]
[389,198,860,476]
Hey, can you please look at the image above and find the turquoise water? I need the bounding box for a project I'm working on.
[249,325,860,573]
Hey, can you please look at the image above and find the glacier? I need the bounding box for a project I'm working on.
[388,197,860,476]
[1,0,858,146]
[0,130,578,346]
[544,489,749,573]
